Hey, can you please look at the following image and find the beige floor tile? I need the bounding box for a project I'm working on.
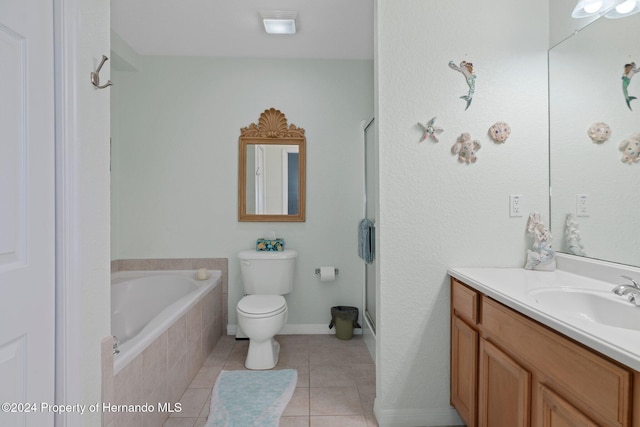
[189,365,222,389]
[193,418,208,427]
[190,334,377,426]
[310,415,369,426]
[282,387,309,417]
[198,395,211,418]
[310,386,364,416]
[280,416,310,427]
[171,388,210,418]
[365,413,379,427]
[162,417,197,427]
[310,365,357,387]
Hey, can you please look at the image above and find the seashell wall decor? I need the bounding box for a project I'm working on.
[587,122,611,144]
[619,133,640,164]
[488,121,511,143]
[451,132,481,164]
[417,116,444,142]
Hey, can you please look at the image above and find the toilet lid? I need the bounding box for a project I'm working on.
[237,295,286,316]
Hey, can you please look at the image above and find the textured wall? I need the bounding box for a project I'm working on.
[375,1,549,425]
[111,55,374,329]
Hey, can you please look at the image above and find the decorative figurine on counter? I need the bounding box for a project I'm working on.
[622,62,638,110]
[449,60,476,110]
[564,214,586,257]
[619,133,640,164]
[488,121,511,143]
[587,122,612,144]
[418,116,444,142]
[451,133,481,164]
[525,212,556,271]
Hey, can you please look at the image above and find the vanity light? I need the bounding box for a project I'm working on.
[260,10,297,34]
[571,0,619,17]
[605,0,640,18]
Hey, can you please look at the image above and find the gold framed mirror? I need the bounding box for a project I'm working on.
[238,108,306,222]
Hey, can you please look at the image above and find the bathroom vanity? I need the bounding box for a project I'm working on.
[448,263,640,427]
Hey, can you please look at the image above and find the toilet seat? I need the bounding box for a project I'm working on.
[237,295,287,318]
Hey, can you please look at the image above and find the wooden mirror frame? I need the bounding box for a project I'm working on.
[238,108,306,222]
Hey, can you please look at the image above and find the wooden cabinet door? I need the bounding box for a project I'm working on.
[537,384,598,427]
[479,339,531,427]
[451,316,478,427]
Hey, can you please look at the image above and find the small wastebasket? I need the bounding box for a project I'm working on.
[329,306,362,340]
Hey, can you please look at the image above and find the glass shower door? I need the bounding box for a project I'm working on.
[364,118,377,333]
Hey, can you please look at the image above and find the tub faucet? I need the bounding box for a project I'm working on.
[113,336,120,355]
[627,291,640,307]
[612,275,640,296]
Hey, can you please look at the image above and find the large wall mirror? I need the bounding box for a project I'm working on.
[238,108,306,222]
[549,13,640,267]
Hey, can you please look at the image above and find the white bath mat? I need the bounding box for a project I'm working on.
[205,369,297,427]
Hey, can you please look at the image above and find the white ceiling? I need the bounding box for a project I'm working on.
[110,0,374,60]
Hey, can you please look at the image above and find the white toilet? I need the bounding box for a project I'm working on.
[236,249,297,370]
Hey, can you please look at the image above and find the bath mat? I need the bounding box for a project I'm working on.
[205,369,297,427]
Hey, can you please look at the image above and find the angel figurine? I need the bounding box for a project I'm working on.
[524,212,556,271]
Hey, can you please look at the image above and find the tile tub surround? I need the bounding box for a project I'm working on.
[106,261,225,427]
[111,258,229,330]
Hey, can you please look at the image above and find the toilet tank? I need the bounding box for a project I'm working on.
[238,249,297,295]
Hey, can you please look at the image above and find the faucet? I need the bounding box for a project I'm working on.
[113,336,120,355]
[612,275,640,296]
[628,291,640,307]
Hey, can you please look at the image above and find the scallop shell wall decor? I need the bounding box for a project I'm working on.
[488,121,511,143]
[240,108,305,139]
[587,122,611,144]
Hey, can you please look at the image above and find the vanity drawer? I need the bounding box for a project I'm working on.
[481,296,632,427]
[451,278,479,324]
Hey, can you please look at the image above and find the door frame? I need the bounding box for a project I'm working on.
[54,0,83,425]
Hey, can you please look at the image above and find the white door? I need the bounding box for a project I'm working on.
[0,1,56,426]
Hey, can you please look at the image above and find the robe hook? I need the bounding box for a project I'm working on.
[90,55,113,89]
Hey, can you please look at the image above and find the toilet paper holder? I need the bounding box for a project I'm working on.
[315,267,339,276]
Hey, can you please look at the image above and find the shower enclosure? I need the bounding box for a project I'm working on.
[363,118,377,333]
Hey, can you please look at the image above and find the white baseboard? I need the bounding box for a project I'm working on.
[373,402,464,427]
[226,323,363,337]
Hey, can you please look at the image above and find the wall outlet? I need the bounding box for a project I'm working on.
[576,194,590,217]
[510,194,523,217]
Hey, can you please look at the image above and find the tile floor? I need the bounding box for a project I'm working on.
[162,334,378,427]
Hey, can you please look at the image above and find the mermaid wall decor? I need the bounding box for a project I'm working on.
[622,62,638,110]
[449,60,476,110]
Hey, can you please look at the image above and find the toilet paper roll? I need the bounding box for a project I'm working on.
[319,266,336,282]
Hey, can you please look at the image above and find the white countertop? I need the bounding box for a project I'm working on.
[448,265,640,371]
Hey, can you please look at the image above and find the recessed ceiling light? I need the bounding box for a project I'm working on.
[260,10,297,34]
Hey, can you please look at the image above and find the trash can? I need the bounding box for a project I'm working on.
[329,306,362,340]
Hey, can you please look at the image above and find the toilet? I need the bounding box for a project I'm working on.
[236,249,297,370]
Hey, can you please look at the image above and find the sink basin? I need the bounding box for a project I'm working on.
[527,288,640,331]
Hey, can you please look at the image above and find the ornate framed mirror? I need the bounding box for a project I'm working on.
[238,108,306,222]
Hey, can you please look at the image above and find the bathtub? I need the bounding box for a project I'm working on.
[111,269,221,374]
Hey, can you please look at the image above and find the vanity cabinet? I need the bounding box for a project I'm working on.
[450,278,635,427]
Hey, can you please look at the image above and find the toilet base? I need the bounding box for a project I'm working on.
[245,337,280,370]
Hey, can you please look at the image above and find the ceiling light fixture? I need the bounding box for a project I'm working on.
[571,0,619,17]
[605,0,640,18]
[260,10,297,35]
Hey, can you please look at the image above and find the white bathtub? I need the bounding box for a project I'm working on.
[111,269,221,373]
